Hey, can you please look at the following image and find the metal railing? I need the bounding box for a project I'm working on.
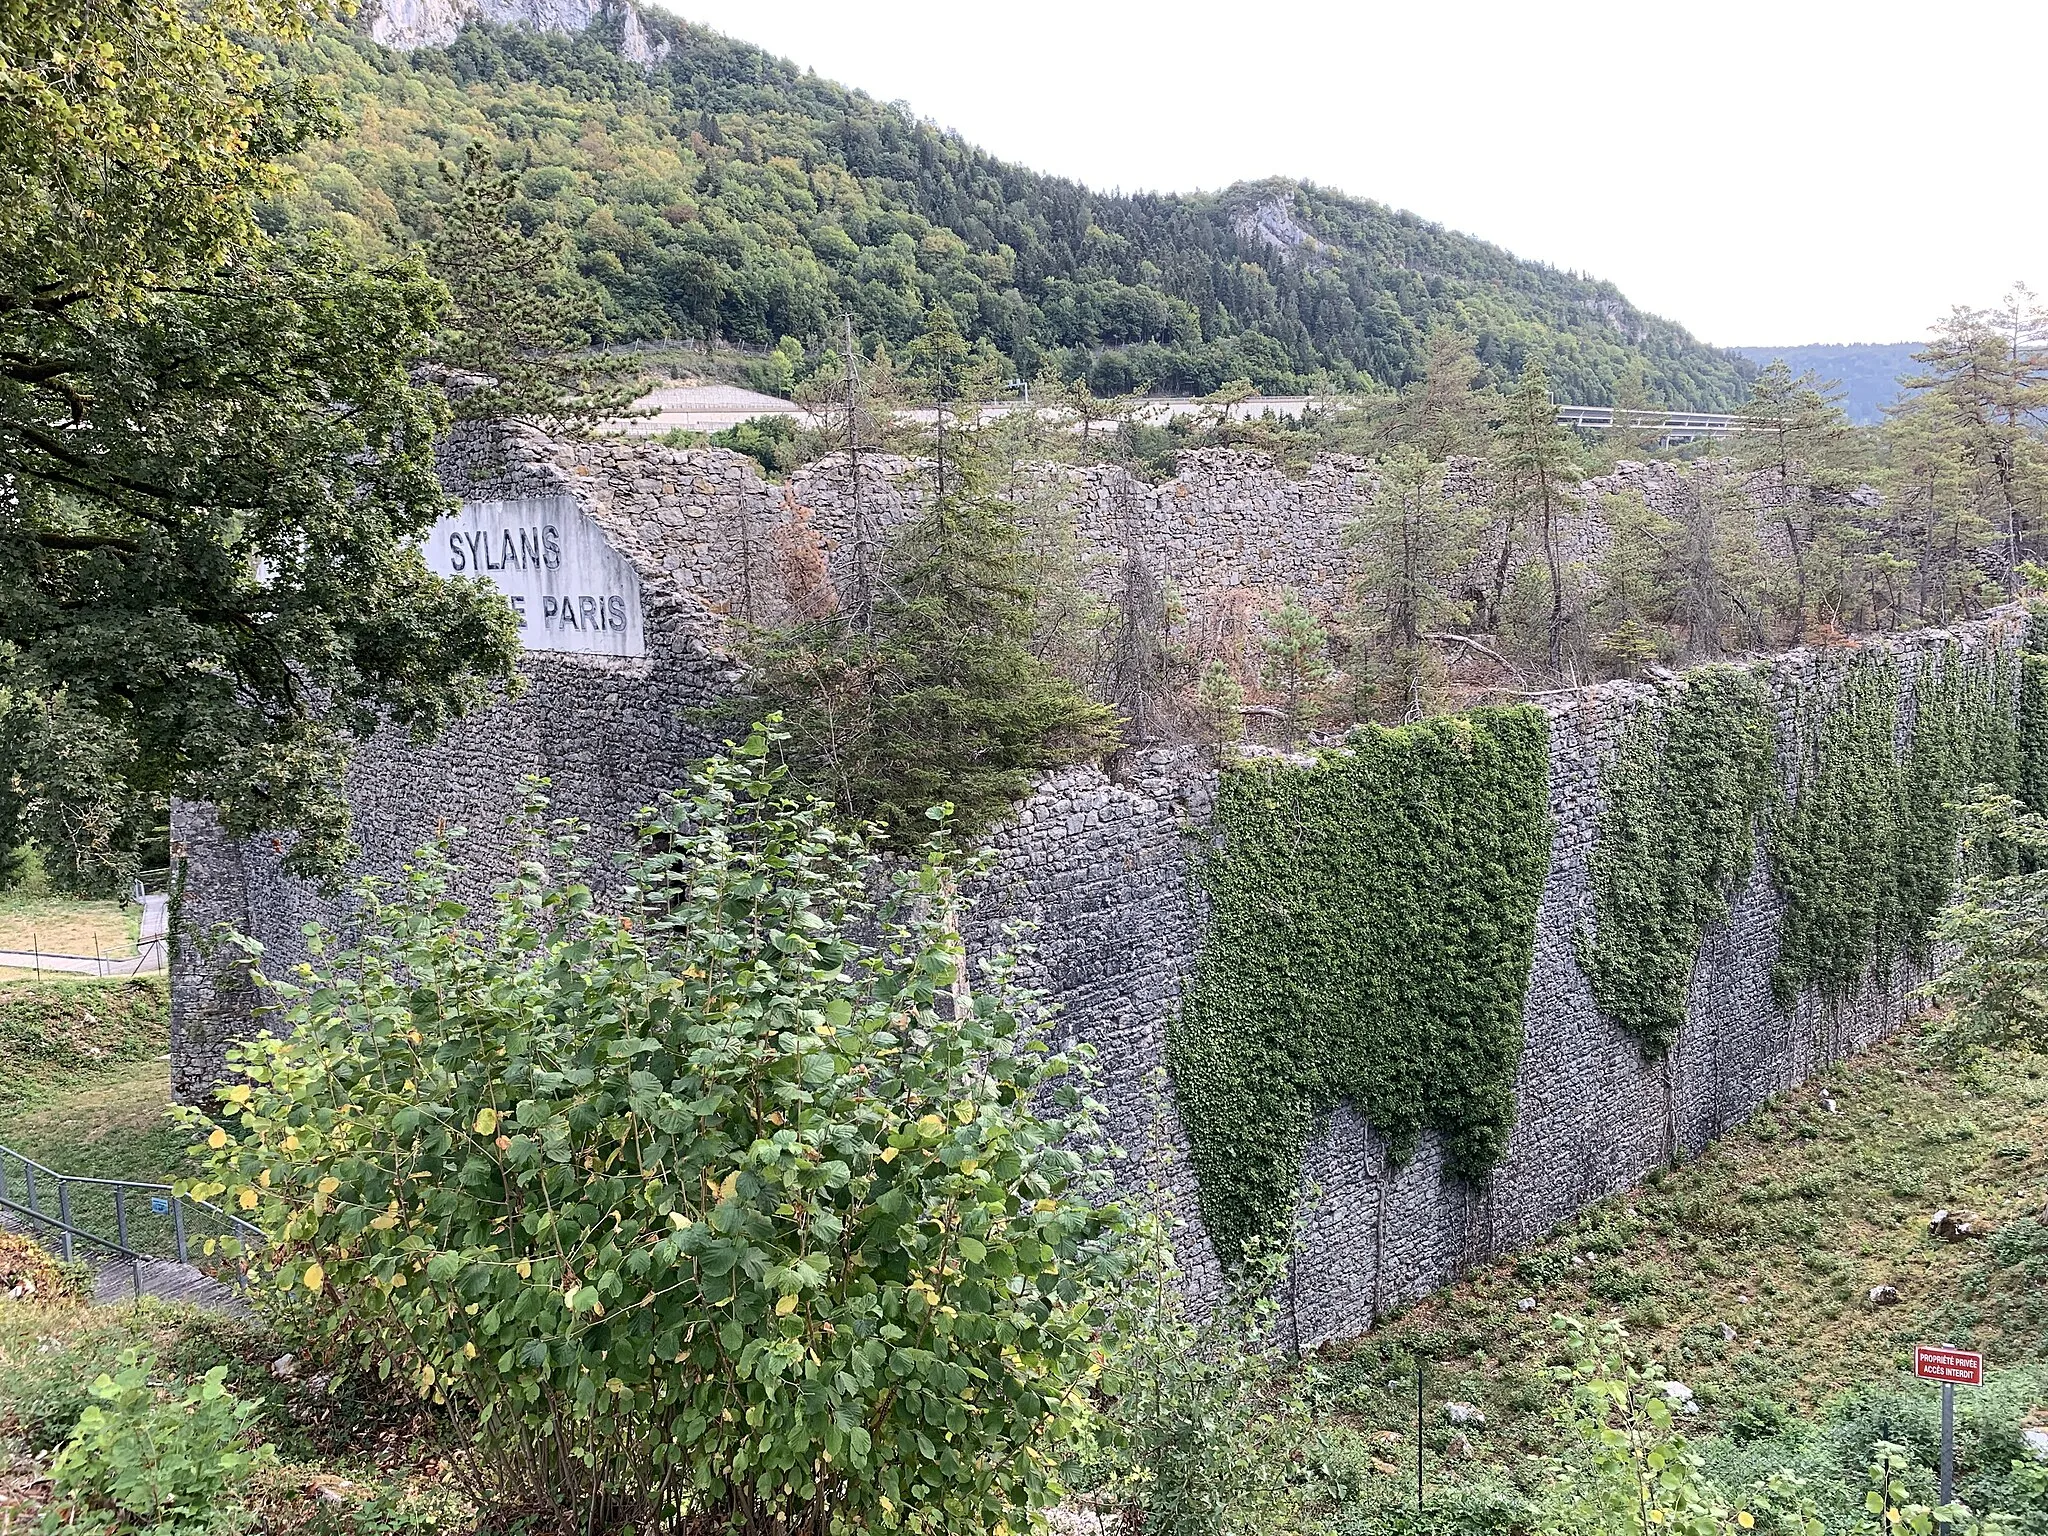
[0,1142,263,1299]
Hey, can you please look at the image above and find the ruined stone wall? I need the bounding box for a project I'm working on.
[170,425,2018,1346]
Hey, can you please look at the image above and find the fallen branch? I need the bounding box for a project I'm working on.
[1421,631,1525,679]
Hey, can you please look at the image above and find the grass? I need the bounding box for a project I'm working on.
[0,975,168,1113]
[0,887,139,971]
[1300,1028,2048,1519]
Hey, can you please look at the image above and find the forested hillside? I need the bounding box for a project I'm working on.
[261,13,1753,406]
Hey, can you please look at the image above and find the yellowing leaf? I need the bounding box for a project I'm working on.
[258,1168,271,1188]
[317,1177,339,1196]
[879,1146,899,1164]
[302,1263,324,1293]
[668,1212,692,1229]
[718,1171,739,1201]
[917,1114,944,1135]
[953,1101,974,1124]
[960,1160,978,1175]
[370,1213,399,1231]
[238,1188,258,1210]
[281,1134,299,1151]
[775,1293,798,1316]
[463,1341,478,1358]
[206,1128,228,1150]
[224,1085,251,1104]
[474,1107,498,1135]
[516,1259,532,1279]
[419,1363,436,1388]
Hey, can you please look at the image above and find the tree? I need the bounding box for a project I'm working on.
[850,423,1118,839]
[426,144,645,436]
[1259,592,1331,741]
[0,0,520,878]
[187,732,1130,1535]
[1729,361,1859,642]
[1875,397,1999,625]
[1589,488,1677,676]
[1904,286,2048,581]
[1344,448,1484,717]
[1193,660,1246,747]
[1664,468,1765,660]
[1598,363,1668,465]
[1492,361,1586,675]
[749,321,1116,843]
[1384,327,1495,463]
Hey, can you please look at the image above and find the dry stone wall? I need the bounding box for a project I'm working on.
[170,424,2020,1347]
[972,614,2024,1345]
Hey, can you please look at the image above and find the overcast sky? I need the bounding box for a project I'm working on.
[652,0,2043,350]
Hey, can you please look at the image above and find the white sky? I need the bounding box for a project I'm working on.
[651,0,2044,349]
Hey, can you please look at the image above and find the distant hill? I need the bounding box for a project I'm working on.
[1732,342,1923,425]
[267,9,1756,409]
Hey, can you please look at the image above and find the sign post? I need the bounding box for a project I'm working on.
[1913,1345,1983,1528]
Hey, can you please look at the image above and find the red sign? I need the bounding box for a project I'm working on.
[1914,1345,1984,1386]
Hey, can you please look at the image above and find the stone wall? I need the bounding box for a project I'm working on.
[170,423,2022,1346]
[972,615,2024,1345]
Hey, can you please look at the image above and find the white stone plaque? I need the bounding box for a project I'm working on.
[425,495,645,657]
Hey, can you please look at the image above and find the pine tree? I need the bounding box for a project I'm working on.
[1600,363,1668,464]
[747,319,1116,843]
[1730,361,1859,642]
[1345,448,1484,716]
[427,145,644,434]
[1876,396,2000,623]
[1259,592,1332,742]
[1903,286,2048,581]
[1193,660,1246,747]
[1589,488,1677,674]
[1491,361,1585,675]
[1384,328,1495,462]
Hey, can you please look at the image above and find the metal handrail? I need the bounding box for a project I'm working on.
[0,1143,264,1269]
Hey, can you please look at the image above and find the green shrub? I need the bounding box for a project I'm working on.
[188,730,1128,1535]
[1085,1222,1312,1536]
[41,1349,271,1534]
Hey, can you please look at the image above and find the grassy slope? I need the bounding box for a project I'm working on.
[0,976,168,1115]
[1310,1029,2048,1514]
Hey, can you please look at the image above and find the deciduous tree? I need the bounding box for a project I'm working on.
[1,0,520,876]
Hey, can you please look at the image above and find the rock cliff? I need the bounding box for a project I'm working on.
[361,0,669,62]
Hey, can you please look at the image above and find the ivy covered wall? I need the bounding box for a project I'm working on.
[1153,616,2030,1304]
[1577,667,1776,1055]
[1769,647,2018,1008]
[1166,709,1552,1265]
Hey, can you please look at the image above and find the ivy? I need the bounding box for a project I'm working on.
[1577,667,1777,1055]
[1166,707,1552,1265]
[2020,611,2048,816]
[1770,646,2018,1009]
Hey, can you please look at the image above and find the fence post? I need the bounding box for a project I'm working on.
[56,1182,73,1262]
[115,1186,128,1250]
[172,1198,188,1265]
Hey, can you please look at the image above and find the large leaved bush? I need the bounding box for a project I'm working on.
[187,728,1127,1535]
